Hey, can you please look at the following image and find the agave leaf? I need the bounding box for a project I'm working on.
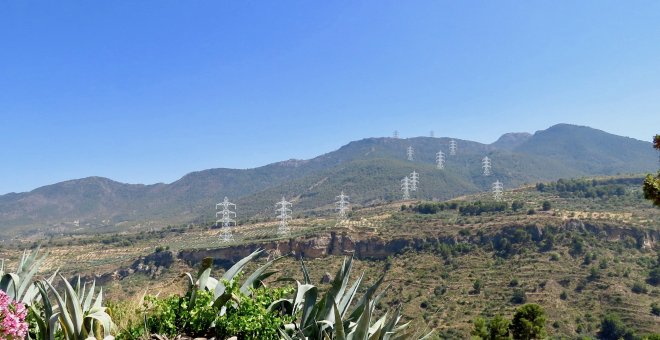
[60,275,84,336]
[300,285,318,328]
[349,298,372,340]
[1,272,21,300]
[347,275,384,323]
[86,310,114,338]
[76,276,83,299]
[338,273,363,318]
[181,272,195,287]
[83,280,96,313]
[45,280,75,339]
[215,249,263,298]
[368,311,388,337]
[333,302,346,340]
[268,298,293,315]
[301,258,312,285]
[16,251,48,302]
[49,312,61,340]
[92,287,104,310]
[211,290,233,309]
[240,255,284,295]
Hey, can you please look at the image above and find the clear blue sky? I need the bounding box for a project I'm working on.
[1,1,659,194]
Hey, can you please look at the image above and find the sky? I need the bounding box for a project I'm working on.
[1,1,659,194]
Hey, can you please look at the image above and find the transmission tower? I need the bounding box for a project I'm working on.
[449,139,457,156]
[482,156,492,176]
[436,151,445,170]
[393,130,399,139]
[401,176,411,200]
[215,197,236,242]
[407,146,414,161]
[275,196,292,236]
[409,170,419,192]
[335,191,350,226]
[430,131,435,138]
[492,180,504,201]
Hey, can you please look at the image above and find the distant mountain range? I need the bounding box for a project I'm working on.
[0,124,656,234]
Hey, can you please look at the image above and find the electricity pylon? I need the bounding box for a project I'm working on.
[430,131,434,137]
[401,176,411,200]
[407,146,414,161]
[410,170,419,192]
[482,156,492,176]
[335,191,350,227]
[436,151,445,170]
[449,139,457,156]
[492,180,504,201]
[276,196,292,236]
[215,197,236,242]
[393,130,399,139]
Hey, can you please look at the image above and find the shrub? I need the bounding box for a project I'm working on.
[560,291,568,300]
[649,268,660,286]
[631,282,648,294]
[598,314,636,340]
[511,289,526,304]
[509,304,546,340]
[651,302,660,317]
[542,201,552,211]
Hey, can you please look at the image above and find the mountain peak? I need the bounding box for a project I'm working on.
[491,132,532,150]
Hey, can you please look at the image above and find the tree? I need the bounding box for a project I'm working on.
[598,314,636,340]
[509,304,546,340]
[472,315,510,340]
[473,279,483,294]
[643,134,660,207]
[542,201,552,211]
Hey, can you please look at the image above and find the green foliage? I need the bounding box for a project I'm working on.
[471,314,510,340]
[598,314,637,340]
[459,201,508,216]
[473,279,483,294]
[541,201,552,211]
[0,246,55,305]
[511,200,525,212]
[215,285,290,340]
[510,289,526,304]
[643,135,660,207]
[631,281,648,294]
[537,178,632,199]
[649,268,660,286]
[144,289,216,337]
[651,302,660,317]
[509,304,546,340]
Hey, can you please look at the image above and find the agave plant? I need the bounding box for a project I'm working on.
[183,249,282,312]
[33,275,116,340]
[271,256,433,340]
[0,246,58,305]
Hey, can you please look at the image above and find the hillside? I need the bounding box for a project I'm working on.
[1,175,657,339]
[0,124,656,234]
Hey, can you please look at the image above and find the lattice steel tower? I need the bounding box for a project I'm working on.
[436,151,445,170]
[409,170,419,192]
[215,197,236,242]
[401,176,411,200]
[393,130,399,139]
[449,139,457,156]
[407,146,414,161]
[430,130,435,137]
[482,156,492,176]
[335,191,350,226]
[492,180,504,201]
[276,196,293,236]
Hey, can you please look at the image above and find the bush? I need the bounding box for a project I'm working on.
[598,314,636,340]
[510,304,546,340]
[473,279,483,294]
[560,291,568,300]
[631,282,648,294]
[648,268,660,286]
[651,303,660,317]
[511,289,526,304]
[542,201,552,211]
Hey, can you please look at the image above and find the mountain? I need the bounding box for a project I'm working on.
[0,124,656,234]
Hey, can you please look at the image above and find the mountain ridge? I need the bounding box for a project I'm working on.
[0,123,656,233]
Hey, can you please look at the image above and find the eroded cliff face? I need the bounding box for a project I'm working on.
[177,220,659,269]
